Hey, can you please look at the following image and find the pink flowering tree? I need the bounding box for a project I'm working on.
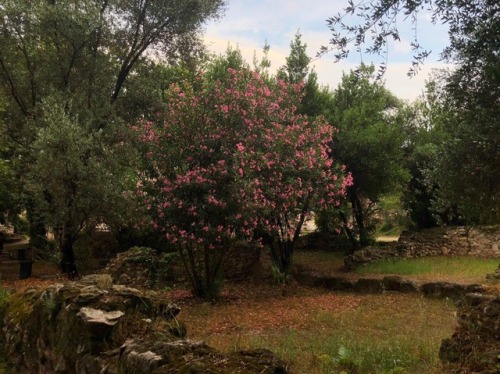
[136,67,350,298]
[234,116,352,276]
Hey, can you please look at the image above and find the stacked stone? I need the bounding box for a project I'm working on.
[0,275,287,373]
[440,293,500,373]
[345,226,500,270]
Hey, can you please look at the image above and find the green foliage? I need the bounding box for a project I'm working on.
[432,75,500,223]
[315,208,342,234]
[401,79,463,228]
[0,144,21,225]
[325,1,500,225]
[331,345,360,370]
[129,247,178,288]
[244,299,451,374]
[1,292,32,326]
[277,31,311,84]
[374,193,408,238]
[277,32,332,118]
[330,64,409,248]
[115,226,172,253]
[252,41,272,81]
[0,0,225,272]
[205,45,249,83]
[270,263,292,286]
[40,291,58,317]
[403,73,498,226]
[324,0,497,78]
[331,65,408,199]
[318,342,420,373]
[166,317,187,339]
[26,97,136,271]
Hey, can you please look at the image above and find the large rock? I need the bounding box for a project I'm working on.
[103,247,181,289]
[0,277,287,373]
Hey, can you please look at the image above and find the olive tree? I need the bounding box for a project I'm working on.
[0,0,225,274]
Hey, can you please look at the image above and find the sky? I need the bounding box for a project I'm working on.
[203,0,453,102]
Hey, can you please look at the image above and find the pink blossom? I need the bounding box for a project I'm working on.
[135,66,350,274]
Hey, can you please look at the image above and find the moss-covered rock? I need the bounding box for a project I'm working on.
[0,276,287,373]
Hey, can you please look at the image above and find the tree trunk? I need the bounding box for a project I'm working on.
[281,240,293,275]
[180,244,225,301]
[349,190,371,247]
[27,202,47,250]
[338,209,360,253]
[59,229,79,279]
[271,239,294,278]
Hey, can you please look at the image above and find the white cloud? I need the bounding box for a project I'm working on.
[203,0,454,101]
[381,63,452,101]
[392,37,413,55]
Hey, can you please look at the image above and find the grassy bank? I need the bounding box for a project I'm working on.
[355,256,498,284]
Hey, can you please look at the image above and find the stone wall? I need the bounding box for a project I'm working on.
[345,226,500,270]
[104,244,262,289]
[440,293,500,373]
[398,226,500,258]
[0,275,287,374]
[296,273,485,301]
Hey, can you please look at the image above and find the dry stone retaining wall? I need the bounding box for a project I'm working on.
[398,226,500,258]
[345,226,500,270]
[439,293,500,373]
[295,273,484,301]
[0,275,287,374]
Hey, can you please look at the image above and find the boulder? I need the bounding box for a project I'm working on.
[78,307,124,325]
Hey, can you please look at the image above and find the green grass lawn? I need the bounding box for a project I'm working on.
[355,256,498,283]
[181,290,456,374]
[293,249,498,285]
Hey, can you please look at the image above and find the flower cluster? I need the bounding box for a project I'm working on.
[136,68,351,250]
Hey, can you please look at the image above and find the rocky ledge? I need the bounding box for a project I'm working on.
[0,274,287,373]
